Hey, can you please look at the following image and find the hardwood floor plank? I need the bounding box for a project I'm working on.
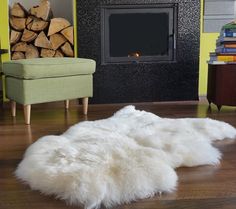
[0,101,236,209]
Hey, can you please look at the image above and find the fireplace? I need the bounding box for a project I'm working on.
[101,4,177,64]
[77,0,200,103]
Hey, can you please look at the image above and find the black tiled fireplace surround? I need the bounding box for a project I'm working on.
[77,0,200,104]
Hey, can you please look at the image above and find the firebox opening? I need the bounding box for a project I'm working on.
[109,13,169,58]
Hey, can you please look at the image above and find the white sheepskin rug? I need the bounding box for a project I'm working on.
[15,106,236,209]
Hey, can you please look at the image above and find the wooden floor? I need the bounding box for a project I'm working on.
[1,101,236,209]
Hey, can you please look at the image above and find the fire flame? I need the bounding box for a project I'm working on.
[128,52,141,58]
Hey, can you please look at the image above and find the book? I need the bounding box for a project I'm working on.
[222,22,236,30]
[210,53,236,62]
[224,43,236,48]
[216,36,236,44]
[216,45,236,49]
[208,58,236,64]
[207,61,227,65]
[216,43,236,48]
[209,52,236,56]
[221,32,236,37]
[220,28,236,37]
[216,47,236,53]
[224,28,236,33]
[220,30,236,37]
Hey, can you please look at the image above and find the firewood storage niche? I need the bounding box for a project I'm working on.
[8,0,75,59]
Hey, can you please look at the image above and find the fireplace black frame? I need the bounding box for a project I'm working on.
[101,4,178,65]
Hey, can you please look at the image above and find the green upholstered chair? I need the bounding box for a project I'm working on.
[3,58,96,124]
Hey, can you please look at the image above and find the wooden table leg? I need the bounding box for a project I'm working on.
[82,97,88,115]
[23,105,31,125]
[11,101,16,117]
[65,100,69,109]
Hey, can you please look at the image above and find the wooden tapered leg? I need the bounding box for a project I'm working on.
[82,97,88,115]
[23,105,31,125]
[11,101,16,117]
[65,100,69,109]
[217,105,222,111]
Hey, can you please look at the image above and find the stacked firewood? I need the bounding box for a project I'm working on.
[9,0,74,60]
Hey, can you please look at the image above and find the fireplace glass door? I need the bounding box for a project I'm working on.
[101,4,177,64]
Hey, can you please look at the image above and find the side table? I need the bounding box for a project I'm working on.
[207,64,236,110]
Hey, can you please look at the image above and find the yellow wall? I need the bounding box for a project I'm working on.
[0,0,11,63]
[0,0,10,101]
[73,0,78,57]
[199,0,219,96]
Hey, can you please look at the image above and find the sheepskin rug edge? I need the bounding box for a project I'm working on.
[15,105,236,209]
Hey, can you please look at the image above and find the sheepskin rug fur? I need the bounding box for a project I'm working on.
[15,106,236,209]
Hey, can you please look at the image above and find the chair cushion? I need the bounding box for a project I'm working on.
[3,58,96,79]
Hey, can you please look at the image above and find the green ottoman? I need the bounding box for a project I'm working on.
[3,58,96,124]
